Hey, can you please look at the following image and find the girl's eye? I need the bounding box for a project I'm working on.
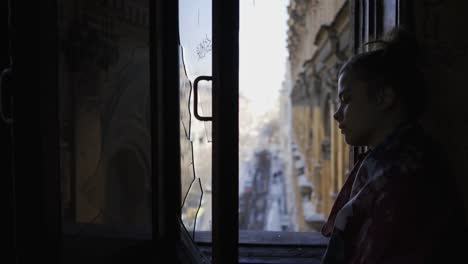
[340,94,350,104]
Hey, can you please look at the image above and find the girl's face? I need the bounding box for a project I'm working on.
[333,71,383,147]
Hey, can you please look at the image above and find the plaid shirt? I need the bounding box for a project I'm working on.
[321,122,467,264]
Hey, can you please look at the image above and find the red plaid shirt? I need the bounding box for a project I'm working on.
[321,122,467,264]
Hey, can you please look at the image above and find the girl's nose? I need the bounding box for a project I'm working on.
[333,109,341,121]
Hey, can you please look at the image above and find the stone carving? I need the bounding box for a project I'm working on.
[287,0,312,60]
[291,72,311,105]
[321,137,331,160]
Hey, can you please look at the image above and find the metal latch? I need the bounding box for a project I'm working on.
[193,76,212,121]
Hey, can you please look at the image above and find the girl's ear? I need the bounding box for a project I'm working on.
[377,85,396,110]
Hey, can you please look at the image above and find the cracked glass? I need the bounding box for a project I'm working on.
[179,0,213,239]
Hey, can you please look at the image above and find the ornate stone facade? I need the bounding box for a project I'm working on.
[285,0,352,231]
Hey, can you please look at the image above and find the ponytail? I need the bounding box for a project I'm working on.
[339,27,425,121]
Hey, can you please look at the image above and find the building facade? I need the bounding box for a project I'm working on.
[283,0,353,231]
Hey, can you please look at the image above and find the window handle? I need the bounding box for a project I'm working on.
[0,67,13,125]
[193,76,212,121]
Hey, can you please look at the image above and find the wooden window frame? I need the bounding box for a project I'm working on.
[10,0,408,263]
[11,0,179,262]
[206,0,410,262]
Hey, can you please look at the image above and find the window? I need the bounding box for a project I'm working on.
[57,1,153,260]
[179,0,213,238]
[10,0,408,263]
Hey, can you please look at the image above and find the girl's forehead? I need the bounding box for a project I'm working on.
[338,75,371,98]
[338,73,358,92]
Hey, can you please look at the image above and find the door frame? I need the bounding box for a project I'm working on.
[211,0,239,263]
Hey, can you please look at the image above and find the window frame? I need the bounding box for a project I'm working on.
[11,0,409,263]
[203,0,409,263]
[11,0,180,262]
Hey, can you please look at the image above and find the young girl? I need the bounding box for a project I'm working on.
[320,27,467,263]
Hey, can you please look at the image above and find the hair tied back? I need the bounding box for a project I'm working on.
[382,27,419,64]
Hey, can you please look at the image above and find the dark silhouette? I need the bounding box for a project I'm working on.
[321,27,468,264]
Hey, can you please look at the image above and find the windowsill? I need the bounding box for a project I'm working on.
[195,231,329,264]
[61,225,328,263]
[63,225,329,246]
[194,230,329,246]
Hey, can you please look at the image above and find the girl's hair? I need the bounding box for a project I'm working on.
[339,27,425,121]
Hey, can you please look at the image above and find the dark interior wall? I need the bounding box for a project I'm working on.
[1,0,13,258]
[413,0,468,222]
[10,1,62,261]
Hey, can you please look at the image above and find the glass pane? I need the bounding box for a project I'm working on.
[382,0,397,33]
[58,0,151,236]
[239,0,289,232]
[179,0,212,236]
[239,0,351,233]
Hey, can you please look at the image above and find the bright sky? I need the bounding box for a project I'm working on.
[179,0,289,117]
[240,0,288,116]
